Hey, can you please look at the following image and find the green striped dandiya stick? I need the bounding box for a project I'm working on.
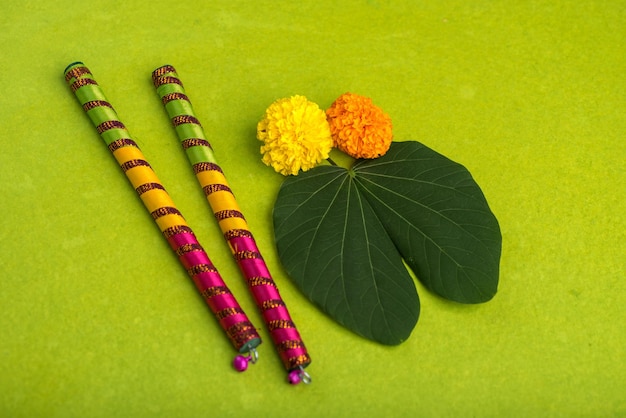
[152,65,311,384]
[64,62,262,371]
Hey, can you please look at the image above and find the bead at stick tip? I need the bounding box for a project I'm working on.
[287,370,301,384]
[233,355,249,372]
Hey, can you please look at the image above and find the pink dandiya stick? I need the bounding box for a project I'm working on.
[64,62,262,370]
[152,65,311,384]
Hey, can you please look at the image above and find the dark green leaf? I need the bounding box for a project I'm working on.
[273,141,501,344]
[353,142,501,303]
[273,166,419,345]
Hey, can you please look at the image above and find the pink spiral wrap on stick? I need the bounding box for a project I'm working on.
[152,65,311,382]
[64,62,261,365]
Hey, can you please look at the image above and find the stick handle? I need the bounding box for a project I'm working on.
[152,65,311,379]
[64,62,262,360]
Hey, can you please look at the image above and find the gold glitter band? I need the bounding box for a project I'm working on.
[70,78,97,92]
[224,229,253,240]
[214,209,245,221]
[181,138,211,149]
[151,65,177,85]
[248,276,276,287]
[234,250,262,261]
[200,286,229,299]
[96,120,126,134]
[135,182,165,195]
[82,100,112,112]
[261,299,286,311]
[153,75,182,89]
[277,339,306,352]
[120,159,151,172]
[232,326,260,346]
[108,138,139,153]
[172,115,201,127]
[151,206,183,220]
[161,92,189,105]
[227,321,256,342]
[188,263,218,276]
[287,354,312,369]
[215,307,245,320]
[162,225,194,238]
[175,243,203,256]
[193,162,222,174]
[268,319,296,331]
[203,184,232,196]
[65,65,91,82]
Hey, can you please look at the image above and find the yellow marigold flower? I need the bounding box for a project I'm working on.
[326,92,393,159]
[257,95,333,176]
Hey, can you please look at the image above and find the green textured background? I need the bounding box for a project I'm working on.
[1,1,624,416]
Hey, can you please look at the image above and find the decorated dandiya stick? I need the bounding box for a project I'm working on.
[64,62,262,370]
[152,65,312,384]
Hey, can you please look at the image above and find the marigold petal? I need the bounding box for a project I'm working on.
[326,92,393,159]
[257,95,332,176]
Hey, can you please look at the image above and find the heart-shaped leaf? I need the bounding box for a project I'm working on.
[273,166,420,345]
[273,141,501,344]
[354,141,501,303]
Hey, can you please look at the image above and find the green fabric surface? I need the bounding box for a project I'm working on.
[1,1,624,416]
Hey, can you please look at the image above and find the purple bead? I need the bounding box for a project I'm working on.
[288,370,301,385]
[233,355,249,372]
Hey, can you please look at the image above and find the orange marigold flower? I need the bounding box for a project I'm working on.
[326,92,393,159]
[257,95,333,176]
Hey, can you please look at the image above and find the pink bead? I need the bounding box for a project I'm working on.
[287,370,301,385]
[233,355,249,372]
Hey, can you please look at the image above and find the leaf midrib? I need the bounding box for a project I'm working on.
[354,175,491,299]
